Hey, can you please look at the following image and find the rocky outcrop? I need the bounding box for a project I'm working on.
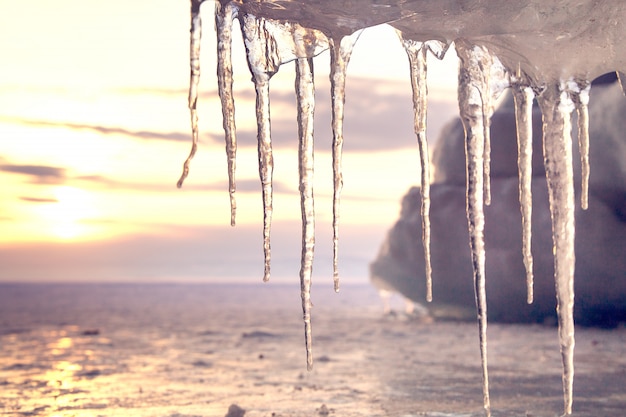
[370,76,626,326]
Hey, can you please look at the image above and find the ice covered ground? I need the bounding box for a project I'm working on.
[1,283,626,417]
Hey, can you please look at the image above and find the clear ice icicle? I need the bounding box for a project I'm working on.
[398,33,432,302]
[177,0,206,189]
[537,82,577,416]
[240,13,282,281]
[329,31,361,293]
[570,81,591,210]
[456,40,492,417]
[512,84,535,304]
[483,51,509,206]
[482,73,492,207]
[238,14,329,281]
[618,71,626,95]
[216,1,238,225]
[455,43,505,209]
[295,55,316,371]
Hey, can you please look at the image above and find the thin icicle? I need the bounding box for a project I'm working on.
[456,40,491,417]
[329,31,361,293]
[481,70,492,207]
[215,1,238,225]
[177,0,205,189]
[476,48,508,207]
[570,81,591,210]
[295,56,316,371]
[398,33,432,302]
[512,84,535,304]
[483,52,509,206]
[617,71,626,95]
[240,13,282,282]
[255,76,274,283]
[454,43,498,208]
[537,82,576,416]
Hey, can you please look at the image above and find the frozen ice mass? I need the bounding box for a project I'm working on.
[176,1,626,416]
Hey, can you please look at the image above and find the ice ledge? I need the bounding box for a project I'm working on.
[224,0,626,85]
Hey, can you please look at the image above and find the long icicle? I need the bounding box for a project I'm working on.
[512,84,536,304]
[571,81,591,210]
[399,35,432,302]
[479,59,492,207]
[329,31,360,293]
[456,40,491,417]
[295,56,316,371]
[240,14,281,281]
[537,82,577,416]
[177,0,205,188]
[215,1,238,225]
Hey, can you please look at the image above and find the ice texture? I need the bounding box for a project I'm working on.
[295,54,316,371]
[241,13,329,282]
[329,31,361,293]
[178,1,626,415]
[537,82,577,416]
[572,82,591,210]
[215,1,238,226]
[240,13,278,281]
[511,84,536,304]
[455,40,493,417]
[397,33,433,302]
[176,0,204,189]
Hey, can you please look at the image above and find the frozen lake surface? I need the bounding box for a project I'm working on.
[1,283,625,416]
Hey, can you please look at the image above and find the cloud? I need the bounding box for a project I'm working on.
[1,116,207,143]
[19,196,59,203]
[75,173,295,194]
[210,77,458,152]
[116,86,257,102]
[0,158,293,194]
[0,163,66,183]
[5,77,455,153]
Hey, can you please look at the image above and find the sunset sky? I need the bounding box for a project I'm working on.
[0,0,459,283]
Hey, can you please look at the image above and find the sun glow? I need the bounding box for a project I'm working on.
[43,186,99,241]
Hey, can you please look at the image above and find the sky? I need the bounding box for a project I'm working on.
[0,0,459,283]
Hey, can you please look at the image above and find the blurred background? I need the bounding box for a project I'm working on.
[0,0,459,283]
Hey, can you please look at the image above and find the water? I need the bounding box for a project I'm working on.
[2,283,626,417]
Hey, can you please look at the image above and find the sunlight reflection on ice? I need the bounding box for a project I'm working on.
[1,284,626,416]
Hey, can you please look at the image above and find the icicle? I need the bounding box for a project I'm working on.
[454,42,502,209]
[215,1,238,226]
[511,84,535,304]
[329,31,361,293]
[239,13,282,282]
[483,53,509,206]
[295,55,316,371]
[617,71,626,95]
[482,71,492,208]
[177,0,206,189]
[456,40,491,417]
[238,15,328,282]
[398,33,432,302]
[570,81,591,210]
[537,82,576,416]
[424,40,450,60]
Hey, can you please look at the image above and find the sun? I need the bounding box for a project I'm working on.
[45,186,98,240]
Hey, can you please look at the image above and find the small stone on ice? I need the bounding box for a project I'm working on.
[225,403,246,417]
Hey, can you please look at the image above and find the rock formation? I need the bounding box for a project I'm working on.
[370,74,626,327]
